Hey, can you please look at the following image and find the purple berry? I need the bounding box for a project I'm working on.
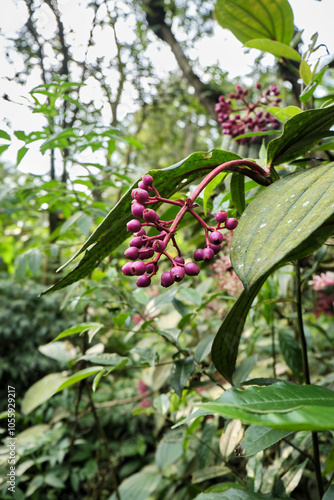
[146,262,157,274]
[138,180,149,191]
[194,249,203,261]
[209,243,221,255]
[131,202,145,218]
[202,248,214,262]
[138,248,154,260]
[127,219,142,233]
[136,228,146,237]
[170,266,185,282]
[122,262,133,276]
[124,247,139,260]
[130,261,146,276]
[225,218,238,230]
[152,240,166,253]
[143,209,158,223]
[131,188,149,204]
[136,274,151,287]
[161,272,175,287]
[174,256,185,264]
[130,236,143,248]
[142,174,154,187]
[216,211,227,223]
[184,262,200,276]
[158,231,167,239]
[209,231,223,245]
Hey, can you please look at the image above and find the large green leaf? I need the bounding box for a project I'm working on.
[214,0,294,45]
[178,382,334,432]
[170,356,194,397]
[267,105,334,167]
[108,467,162,500]
[43,150,240,294]
[244,39,301,61]
[231,162,334,289]
[240,425,292,457]
[211,276,267,383]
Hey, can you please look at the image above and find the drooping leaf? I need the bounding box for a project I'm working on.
[78,352,129,369]
[281,459,308,494]
[278,330,304,381]
[241,425,292,457]
[244,39,301,61]
[214,0,294,45]
[155,431,184,470]
[211,276,267,383]
[195,382,334,431]
[54,366,104,393]
[170,356,194,397]
[194,334,215,363]
[231,172,245,215]
[0,130,10,141]
[109,467,163,500]
[266,105,334,167]
[21,373,67,415]
[231,163,334,290]
[52,322,104,342]
[42,150,240,294]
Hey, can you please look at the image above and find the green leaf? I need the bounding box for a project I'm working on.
[0,130,10,141]
[279,330,304,381]
[203,172,227,215]
[267,106,302,122]
[170,357,194,397]
[54,366,104,393]
[0,144,9,155]
[194,334,215,363]
[17,146,28,165]
[267,104,334,167]
[300,59,312,85]
[192,465,231,484]
[194,489,290,500]
[244,39,301,61]
[42,150,240,294]
[21,373,67,415]
[231,163,334,289]
[300,67,327,103]
[78,352,129,369]
[109,468,162,500]
[214,0,294,45]
[52,322,104,342]
[155,431,184,469]
[231,173,245,215]
[196,382,334,431]
[281,459,308,494]
[241,425,292,456]
[211,276,267,383]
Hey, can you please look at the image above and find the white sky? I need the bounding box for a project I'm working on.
[0,0,333,176]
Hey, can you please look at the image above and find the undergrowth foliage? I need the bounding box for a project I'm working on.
[1,0,334,499]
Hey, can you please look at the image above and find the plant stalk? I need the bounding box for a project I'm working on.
[295,262,323,499]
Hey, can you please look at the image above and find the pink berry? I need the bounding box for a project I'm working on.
[138,248,154,260]
[136,228,146,237]
[143,209,158,223]
[171,266,185,282]
[122,262,133,276]
[131,203,145,218]
[216,211,227,223]
[124,247,139,260]
[131,188,149,204]
[138,181,149,191]
[152,240,166,252]
[202,248,214,262]
[174,256,185,264]
[225,218,238,230]
[136,274,151,287]
[127,219,142,233]
[146,262,157,274]
[209,231,223,245]
[209,243,221,255]
[142,174,154,187]
[184,263,200,276]
[130,237,143,248]
[194,249,203,261]
[161,272,175,287]
[130,261,146,276]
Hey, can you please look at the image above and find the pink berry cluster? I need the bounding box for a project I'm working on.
[121,174,238,288]
[215,83,281,144]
